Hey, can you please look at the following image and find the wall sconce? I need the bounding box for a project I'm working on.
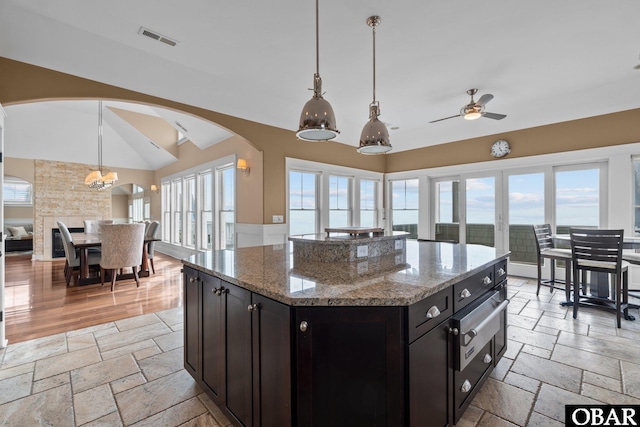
[237,158,250,176]
[150,184,159,193]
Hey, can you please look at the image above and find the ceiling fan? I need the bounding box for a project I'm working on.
[429,88,507,123]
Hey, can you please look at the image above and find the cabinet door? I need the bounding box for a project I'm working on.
[225,282,253,427]
[252,294,292,427]
[201,273,225,404]
[183,267,200,377]
[296,306,405,427]
[409,320,449,427]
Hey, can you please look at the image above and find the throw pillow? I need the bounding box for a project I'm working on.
[8,226,28,237]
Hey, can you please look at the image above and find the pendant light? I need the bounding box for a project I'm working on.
[296,0,339,142]
[85,100,118,191]
[358,16,392,155]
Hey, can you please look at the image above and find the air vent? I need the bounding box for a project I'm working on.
[174,121,188,133]
[138,27,178,47]
[149,140,161,150]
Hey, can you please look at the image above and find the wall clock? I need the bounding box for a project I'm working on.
[490,139,511,158]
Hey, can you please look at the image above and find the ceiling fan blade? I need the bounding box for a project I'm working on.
[429,114,461,123]
[475,94,494,107]
[482,112,507,120]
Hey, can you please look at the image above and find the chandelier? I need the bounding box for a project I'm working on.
[85,100,118,190]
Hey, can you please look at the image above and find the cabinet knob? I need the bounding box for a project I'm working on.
[425,306,441,319]
[247,303,259,312]
[461,380,472,393]
[449,327,459,336]
[497,267,506,277]
[215,287,227,296]
[482,276,492,286]
[483,354,492,364]
[300,321,308,332]
[460,288,471,299]
[189,277,197,283]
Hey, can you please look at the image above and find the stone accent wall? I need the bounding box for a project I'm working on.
[33,160,111,260]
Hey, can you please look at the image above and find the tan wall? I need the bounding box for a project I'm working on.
[4,206,33,221]
[3,57,640,224]
[111,193,129,220]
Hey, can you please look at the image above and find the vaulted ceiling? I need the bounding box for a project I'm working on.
[1,0,640,167]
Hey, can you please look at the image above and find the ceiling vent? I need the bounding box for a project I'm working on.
[138,27,178,47]
[174,121,188,133]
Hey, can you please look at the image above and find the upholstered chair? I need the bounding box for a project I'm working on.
[57,221,101,286]
[83,219,113,235]
[99,223,145,292]
[145,221,160,274]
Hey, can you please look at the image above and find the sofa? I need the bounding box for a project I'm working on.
[4,223,34,252]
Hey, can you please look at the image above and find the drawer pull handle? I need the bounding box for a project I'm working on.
[460,288,471,299]
[189,277,197,283]
[247,303,259,312]
[300,321,308,332]
[483,354,492,364]
[426,306,441,319]
[461,380,472,393]
[497,268,506,276]
[482,276,492,286]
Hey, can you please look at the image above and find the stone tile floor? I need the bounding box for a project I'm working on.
[1,277,640,426]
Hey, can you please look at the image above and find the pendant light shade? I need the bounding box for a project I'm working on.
[85,100,118,191]
[358,16,392,155]
[296,0,339,142]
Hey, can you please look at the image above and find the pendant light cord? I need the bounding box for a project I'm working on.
[98,100,103,174]
[315,0,319,76]
[372,24,376,104]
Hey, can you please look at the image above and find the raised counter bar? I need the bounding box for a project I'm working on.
[182,240,508,306]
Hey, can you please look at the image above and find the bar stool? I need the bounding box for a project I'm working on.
[533,224,572,301]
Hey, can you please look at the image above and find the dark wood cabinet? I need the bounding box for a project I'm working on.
[201,273,225,404]
[183,266,200,377]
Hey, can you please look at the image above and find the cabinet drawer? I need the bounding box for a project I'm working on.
[453,341,493,417]
[494,259,508,283]
[408,287,452,343]
[453,266,494,312]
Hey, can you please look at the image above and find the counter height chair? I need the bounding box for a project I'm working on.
[99,223,145,292]
[570,228,629,328]
[57,221,101,286]
[533,224,573,301]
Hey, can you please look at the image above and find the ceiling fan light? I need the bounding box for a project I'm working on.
[464,111,482,120]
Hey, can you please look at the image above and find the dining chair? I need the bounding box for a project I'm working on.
[569,228,629,328]
[145,221,160,274]
[99,223,146,292]
[532,224,572,301]
[83,219,113,235]
[57,221,101,286]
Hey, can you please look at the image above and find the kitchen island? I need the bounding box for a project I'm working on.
[182,240,509,427]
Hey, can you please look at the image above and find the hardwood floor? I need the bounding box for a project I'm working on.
[4,252,184,344]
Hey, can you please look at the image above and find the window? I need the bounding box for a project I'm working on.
[219,166,235,249]
[391,179,419,238]
[289,170,318,235]
[508,172,545,264]
[360,179,378,228]
[329,175,351,228]
[162,183,171,242]
[172,179,183,244]
[200,171,213,249]
[4,176,32,205]
[555,165,601,233]
[185,176,197,247]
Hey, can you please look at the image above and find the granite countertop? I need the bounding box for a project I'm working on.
[288,230,408,244]
[182,240,509,307]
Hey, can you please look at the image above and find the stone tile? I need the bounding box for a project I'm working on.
[154,330,184,352]
[455,404,483,427]
[138,347,184,382]
[33,372,70,394]
[1,333,67,367]
[96,322,172,352]
[100,339,157,360]
[621,360,640,399]
[67,332,97,352]
[197,392,233,427]
[507,325,557,351]
[171,323,185,332]
[583,371,621,393]
[156,307,184,327]
[0,384,74,426]
[558,330,639,363]
[490,357,513,381]
[503,340,522,360]
[551,344,621,379]
[471,377,534,426]
[129,396,208,427]
[0,371,33,405]
[477,412,517,427]
[93,326,120,338]
[111,372,147,394]
[521,344,551,359]
[115,313,162,331]
[0,361,34,381]
[510,352,582,393]
[116,370,200,425]
[34,346,101,381]
[588,328,640,347]
[82,411,124,427]
[532,324,560,336]
[534,383,602,422]
[503,372,540,394]
[527,411,564,427]
[134,344,163,361]
[519,307,544,320]
[66,322,116,338]
[582,382,640,405]
[74,383,117,425]
[179,413,222,427]
[508,314,537,330]
[71,354,140,394]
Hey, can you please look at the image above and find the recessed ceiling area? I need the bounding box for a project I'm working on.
[1,1,640,153]
[3,100,233,170]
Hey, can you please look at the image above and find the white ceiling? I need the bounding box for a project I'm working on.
[1,0,640,162]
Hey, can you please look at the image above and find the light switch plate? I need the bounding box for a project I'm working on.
[273,215,284,223]
[357,245,369,258]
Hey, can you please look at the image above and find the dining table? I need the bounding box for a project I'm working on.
[71,232,159,286]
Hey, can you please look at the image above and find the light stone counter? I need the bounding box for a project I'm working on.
[182,240,509,307]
